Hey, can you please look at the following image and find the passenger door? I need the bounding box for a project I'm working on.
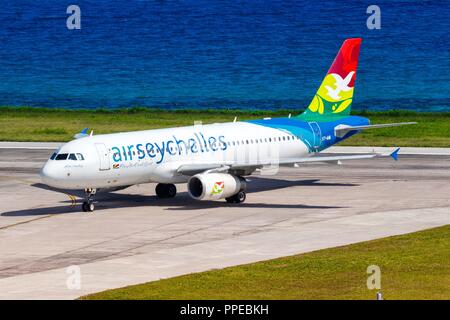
[95,143,111,171]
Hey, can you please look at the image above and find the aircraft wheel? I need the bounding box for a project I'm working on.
[226,191,246,204]
[82,201,95,212]
[225,196,234,203]
[156,183,177,198]
[166,184,177,198]
[88,202,95,212]
[155,183,165,198]
[235,191,246,203]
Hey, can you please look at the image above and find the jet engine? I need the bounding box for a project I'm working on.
[187,173,246,201]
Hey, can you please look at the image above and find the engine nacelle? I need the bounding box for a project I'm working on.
[187,173,246,201]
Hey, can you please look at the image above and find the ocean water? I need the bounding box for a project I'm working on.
[0,0,448,111]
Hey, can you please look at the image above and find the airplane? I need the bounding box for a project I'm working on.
[40,38,416,212]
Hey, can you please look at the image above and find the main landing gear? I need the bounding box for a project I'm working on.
[155,183,177,198]
[225,190,246,204]
[82,188,96,212]
[225,176,247,204]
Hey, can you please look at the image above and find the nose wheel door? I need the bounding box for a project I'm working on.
[94,143,111,171]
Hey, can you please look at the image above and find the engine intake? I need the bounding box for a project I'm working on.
[187,173,246,201]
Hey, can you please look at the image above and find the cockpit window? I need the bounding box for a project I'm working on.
[50,153,57,160]
[55,153,68,160]
[76,153,85,160]
[68,154,77,160]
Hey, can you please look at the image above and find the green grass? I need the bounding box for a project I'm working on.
[81,225,450,300]
[1,106,450,146]
[0,106,287,142]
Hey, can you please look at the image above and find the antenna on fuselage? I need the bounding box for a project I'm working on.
[288,113,291,118]
[90,130,94,137]
[233,116,237,122]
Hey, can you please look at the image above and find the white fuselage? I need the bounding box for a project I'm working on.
[40,121,310,190]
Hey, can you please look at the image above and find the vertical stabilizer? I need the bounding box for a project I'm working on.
[298,38,362,121]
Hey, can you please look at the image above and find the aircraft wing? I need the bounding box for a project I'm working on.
[334,122,416,138]
[176,148,400,176]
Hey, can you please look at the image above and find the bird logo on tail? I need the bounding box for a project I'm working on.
[325,71,355,100]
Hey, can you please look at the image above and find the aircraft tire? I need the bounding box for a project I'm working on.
[166,184,177,198]
[236,191,246,203]
[156,183,177,198]
[82,201,95,212]
[226,191,246,204]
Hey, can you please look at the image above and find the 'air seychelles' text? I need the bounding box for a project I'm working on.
[111,132,227,164]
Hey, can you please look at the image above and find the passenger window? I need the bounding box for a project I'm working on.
[76,153,85,160]
[68,154,77,160]
[50,153,57,160]
[55,153,68,160]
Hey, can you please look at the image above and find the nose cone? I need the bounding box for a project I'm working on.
[40,161,58,187]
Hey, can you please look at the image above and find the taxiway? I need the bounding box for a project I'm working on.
[0,145,449,299]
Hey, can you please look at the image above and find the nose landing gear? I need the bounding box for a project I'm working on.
[82,188,96,212]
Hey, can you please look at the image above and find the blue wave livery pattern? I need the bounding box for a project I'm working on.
[247,116,369,152]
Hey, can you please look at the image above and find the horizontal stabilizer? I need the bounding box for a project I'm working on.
[390,147,400,161]
[334,122,417,138]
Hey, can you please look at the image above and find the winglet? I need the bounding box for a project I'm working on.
[73,128,89,139]
[390,147,400,161]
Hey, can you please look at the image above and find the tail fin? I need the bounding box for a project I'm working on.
[298,38,362,121]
